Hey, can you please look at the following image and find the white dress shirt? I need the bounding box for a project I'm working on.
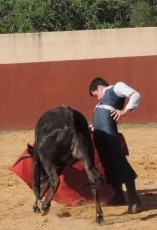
[104,82,141,110]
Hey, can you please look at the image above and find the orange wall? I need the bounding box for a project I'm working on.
[0,55,157,131]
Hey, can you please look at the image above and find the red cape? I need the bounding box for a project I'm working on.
[9,133,128,206]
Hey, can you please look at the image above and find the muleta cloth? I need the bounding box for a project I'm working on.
[9,133,129,206]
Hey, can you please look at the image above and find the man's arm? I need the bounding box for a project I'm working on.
[111,82,141,121]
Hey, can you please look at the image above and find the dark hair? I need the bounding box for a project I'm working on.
[89,77,109,96]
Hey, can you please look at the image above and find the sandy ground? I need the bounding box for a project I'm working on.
[0,126,157,230]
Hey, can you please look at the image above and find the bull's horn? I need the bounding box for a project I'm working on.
[11,153,32,168]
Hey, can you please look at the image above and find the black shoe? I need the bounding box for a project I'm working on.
[106,183,127,206]
[106,194,127,206]
[125,180,142,214]
[128,195,142,214]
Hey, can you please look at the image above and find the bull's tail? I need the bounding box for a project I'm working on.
[11,143,34,168]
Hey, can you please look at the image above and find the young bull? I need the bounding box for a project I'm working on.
[15,107,105,225]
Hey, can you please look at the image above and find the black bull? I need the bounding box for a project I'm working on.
[13,107,105,225]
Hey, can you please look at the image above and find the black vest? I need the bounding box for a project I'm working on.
[99,86,125,109]
[93,86,126,131]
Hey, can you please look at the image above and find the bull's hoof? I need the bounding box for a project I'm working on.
[95,215,105,226]
[41,207,50,216]
[37,200,50,216]
[33,204,40,213]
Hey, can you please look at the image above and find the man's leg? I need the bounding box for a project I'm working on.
[125,179,142,213]
[93,131,126,206]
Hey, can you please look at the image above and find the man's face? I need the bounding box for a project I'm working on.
[91,85,105,100]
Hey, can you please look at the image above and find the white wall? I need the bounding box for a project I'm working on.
[0,27,157,64]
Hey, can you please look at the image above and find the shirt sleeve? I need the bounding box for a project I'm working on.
[114,82,142,110]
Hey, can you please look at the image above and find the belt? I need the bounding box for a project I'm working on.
[95,104,114,111]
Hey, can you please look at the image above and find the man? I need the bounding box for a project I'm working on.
[89,77,142,214]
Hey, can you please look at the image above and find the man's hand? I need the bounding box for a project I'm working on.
[111,109,129,121]
[89,124,94,132]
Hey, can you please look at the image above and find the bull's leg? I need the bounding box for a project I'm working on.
[32,161,42,213]
[80,160,105,225]
[33,167,64,213]
[38,164,60,216]
[33,176,50,213]
[39,165,65,199]
[40,176,50,198]
[91,186,104,225]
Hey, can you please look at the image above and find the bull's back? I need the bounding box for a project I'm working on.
[35,106,92,143]
[35,106,89,134]
[35,107,94,160]
[34,107,73,157]
[36,107,70,131]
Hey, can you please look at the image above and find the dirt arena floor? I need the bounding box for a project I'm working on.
[0,125,157,230]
